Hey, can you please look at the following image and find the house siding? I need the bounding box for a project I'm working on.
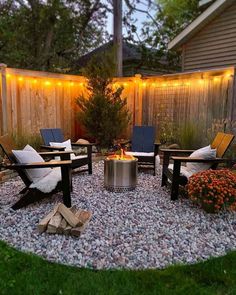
[183,2,236,71]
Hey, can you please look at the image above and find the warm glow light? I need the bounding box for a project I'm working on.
[57,82,62,86]
[33,79,37,84]
[6,74,11,78]
[80,82,84,86]
[69,82,74,86]
[185,82,190,86]
[162,83,167,87]
[226,73,232,78]
[142,82,147,87]
[45,81,51,86]
[174,83,179,86]
[213,77,220,82]
[18,77,23,81]
[199,79,204,84]
[123,82,128,86]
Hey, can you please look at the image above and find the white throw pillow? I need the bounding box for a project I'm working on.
[186,145,216,174]
[12,145,52,183]
[49,139,76,160]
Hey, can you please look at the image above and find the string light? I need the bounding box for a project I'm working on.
[69,82,74,86]
[142,82,147,87]
[18,77,23,81]
[162,83,167,87]
[57,82,62,86]
[33,79,37,84]
[123,82,128,86]
[79,82,83,86]
[45,81,51,86]
[213,77,220,82]
[6,74,10,78]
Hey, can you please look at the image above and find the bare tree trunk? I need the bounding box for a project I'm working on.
[113,0,123,77]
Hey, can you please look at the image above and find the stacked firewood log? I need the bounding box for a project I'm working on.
[38,203,92,237]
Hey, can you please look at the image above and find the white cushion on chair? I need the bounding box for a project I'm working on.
[73,155,87,160]
[168,145,217,179]
[168,164,193,179]
[125,151,154,157]
[49,139,76,160]
[12,145,52,183]
[29,167,61,193]
[186,145,216,174]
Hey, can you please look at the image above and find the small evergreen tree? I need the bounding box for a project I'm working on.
[76,50,131,149]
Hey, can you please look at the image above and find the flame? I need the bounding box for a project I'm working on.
[107,148,135,160]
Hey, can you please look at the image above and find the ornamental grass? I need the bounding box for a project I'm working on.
[187,169,236,213]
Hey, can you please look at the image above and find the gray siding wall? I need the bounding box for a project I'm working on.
[183,2,236,71]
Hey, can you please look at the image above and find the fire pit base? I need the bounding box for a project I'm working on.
[104,158,138,193]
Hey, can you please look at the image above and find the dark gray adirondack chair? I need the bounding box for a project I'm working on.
[161,132,235,200]
[125,126,160,176]
[40,128,93,174]
[0,135,72,210]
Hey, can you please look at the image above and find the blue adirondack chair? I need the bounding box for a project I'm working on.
[40,128,93,174]
[125,126,160,175]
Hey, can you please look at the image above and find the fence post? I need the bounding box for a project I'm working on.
[133,74,142,126]
[0,64,8,135]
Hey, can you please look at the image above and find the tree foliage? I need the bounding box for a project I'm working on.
[122,0,200,70]
[76,50,131,149]
[0,0,107,72]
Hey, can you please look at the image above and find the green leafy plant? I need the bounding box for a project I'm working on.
[76,50,131,149]
[11,133,42,150]
[187,169,236,213]
[178,121,202,149]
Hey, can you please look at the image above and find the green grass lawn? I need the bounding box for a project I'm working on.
[0,240,236,295]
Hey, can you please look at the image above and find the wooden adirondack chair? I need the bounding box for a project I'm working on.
[0,135,72,210]
[40,128,93,174]
[161,132,235,200]
[124,126,161,176]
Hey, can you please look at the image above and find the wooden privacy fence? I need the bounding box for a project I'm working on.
[0,64,235,142]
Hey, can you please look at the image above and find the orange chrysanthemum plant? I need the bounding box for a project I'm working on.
[187,169,236,213]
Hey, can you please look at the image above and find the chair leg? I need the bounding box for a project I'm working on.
[153,158,156,176]
[61,165,72,207]
[161,172,167,187]
[12,189,46,210]
[171,160,181,200]
[88,161,92,175]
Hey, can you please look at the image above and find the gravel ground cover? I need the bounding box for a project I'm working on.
[0,161,236,270]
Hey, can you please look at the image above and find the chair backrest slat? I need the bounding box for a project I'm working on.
[0,135,31,186]
[0,134,16,162]
[40,128,65,145]
[216,133,235,158]
[211,132,225,149]
[132,126,155,152]
[52,129,64,143]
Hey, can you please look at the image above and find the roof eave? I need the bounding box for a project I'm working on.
[168,0,234,50]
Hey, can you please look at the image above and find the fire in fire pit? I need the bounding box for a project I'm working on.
[104,149,138,192]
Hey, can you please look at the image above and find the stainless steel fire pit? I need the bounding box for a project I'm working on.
[104,158,138,192]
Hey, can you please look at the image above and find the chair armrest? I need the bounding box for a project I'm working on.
[39,151,72,157]
[40,145,65,151]
[171,156,229,163]
[154,143,161,155]
[160,148,195,154]
[71,143,96,147]
[0,160,72,170]
[39,151,72,161]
